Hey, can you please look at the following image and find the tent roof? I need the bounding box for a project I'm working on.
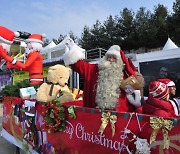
[48,35,71,52]
[44,41,56,49]
[162,37,178,50]
[41,41,56,53]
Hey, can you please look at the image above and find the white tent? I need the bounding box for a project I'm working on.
[47,35,71,56]
[162,37,178,50]
[50,35,70,52]
[41,41,56,53]
[42,36,71,62]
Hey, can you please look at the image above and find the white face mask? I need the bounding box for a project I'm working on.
[25,42,33,57]
[25,47,30,57]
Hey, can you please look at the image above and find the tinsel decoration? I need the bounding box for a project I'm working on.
[42,100,66,133]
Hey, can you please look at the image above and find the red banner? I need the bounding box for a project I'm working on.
[2,97,180,154]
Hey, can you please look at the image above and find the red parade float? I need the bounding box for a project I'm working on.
[1,96,180,154]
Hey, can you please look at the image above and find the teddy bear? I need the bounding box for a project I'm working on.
[36,64,74,103]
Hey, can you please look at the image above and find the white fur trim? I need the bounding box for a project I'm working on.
[63,40,85,66]
[25,38,43,44]
[30,78,43,81]
[167,81,175,87]
[14,32,20,37]
[105,45,121,58]
[0,36,13,44]
[42,33,46,38]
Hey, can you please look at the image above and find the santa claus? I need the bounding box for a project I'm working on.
[63,38,139,112]
[0,26,20,70]
[0,33,45,85]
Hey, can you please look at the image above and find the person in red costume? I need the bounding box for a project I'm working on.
[142,80,177,118]
[0,26,20,69]
[157,78,180,116]
[0,33,45,85]
[63,38,137,112]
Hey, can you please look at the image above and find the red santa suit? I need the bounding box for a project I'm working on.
[0,34,45,85]
[0,26,20,68]
[63,40,137,112]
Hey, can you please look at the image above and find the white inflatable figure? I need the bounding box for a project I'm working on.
[134,137,151,154]
[125,85,141,108]
[63,36,85,66]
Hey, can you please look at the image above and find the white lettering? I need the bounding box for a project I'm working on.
[75,123,84,139]
[75,123,124,152]
[113,141,121,151]
[64,120,74,139]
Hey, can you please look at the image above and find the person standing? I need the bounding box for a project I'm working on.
[157,78,180,116]
[142,80,178,118]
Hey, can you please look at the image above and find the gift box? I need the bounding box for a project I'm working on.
[20,86,36,99]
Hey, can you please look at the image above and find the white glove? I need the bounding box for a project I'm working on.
[63,36,85,66]
[65,38,74,51]
[126,90,141,108]
[65,37,84,53]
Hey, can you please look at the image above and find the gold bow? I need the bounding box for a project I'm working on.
[98,112,117,137]
[150,117,174,149]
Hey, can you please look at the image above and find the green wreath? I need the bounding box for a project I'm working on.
[42,99,66,133]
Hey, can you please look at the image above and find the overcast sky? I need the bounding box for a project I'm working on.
[0,0,176,40]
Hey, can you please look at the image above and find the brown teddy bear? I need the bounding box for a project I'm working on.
[36,64,74,103]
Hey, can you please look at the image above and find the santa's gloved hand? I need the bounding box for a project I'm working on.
[0,46,15,64]
[63,36,85,66]
[126,90,141,108]
[65,38,74,51]
[125,85,135,95]
[65,38,84,53]
[6,62,19,69]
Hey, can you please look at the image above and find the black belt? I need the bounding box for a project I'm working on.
[30,73,43,75]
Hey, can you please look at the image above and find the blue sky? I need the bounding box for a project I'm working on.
[0,0,176,40]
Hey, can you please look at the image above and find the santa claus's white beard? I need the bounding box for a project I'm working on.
[25,48,32,57]
[96,57,124,110]
[25,42,42,57]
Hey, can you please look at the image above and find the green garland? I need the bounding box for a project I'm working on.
[1,80,39,97]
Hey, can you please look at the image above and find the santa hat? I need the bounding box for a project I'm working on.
[128,58,137,71]
[149,81,169,99]
[157,78,175,87]
[106,45,121,58]
[105,45,136,77]
[0,26,20,44]
[26,33,46,44]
